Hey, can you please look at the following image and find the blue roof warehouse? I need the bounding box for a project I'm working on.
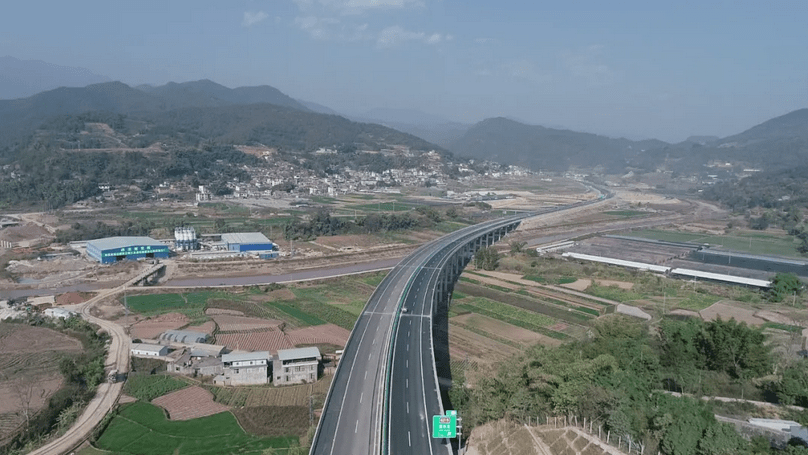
[221,232,275,252]
[87,236,170,264]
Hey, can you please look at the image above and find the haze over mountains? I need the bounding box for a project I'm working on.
[0,79,440,156]
[1,68,807,175]
[0,56,111,100]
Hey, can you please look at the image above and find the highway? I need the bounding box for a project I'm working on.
[310,213,531,455]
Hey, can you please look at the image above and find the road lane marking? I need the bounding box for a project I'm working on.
[406,378,408,388]
[365,371,368,380]
[408,431,411,447]
[407,402,409,414]
[360,392,363,403]
[355,420,359,433]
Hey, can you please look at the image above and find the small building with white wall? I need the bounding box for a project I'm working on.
[216,351,271,386]
[131,343,169,357]
[273,347,321,386]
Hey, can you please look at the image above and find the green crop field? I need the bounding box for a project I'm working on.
[604,210,646,217]
[123,374,190,401]
[267,302,327,326]
[624,229,803,257]
[123,291,216,321]
[95,402,298,455]
[348,201,415,212]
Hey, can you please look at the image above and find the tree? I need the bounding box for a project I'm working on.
[474,247,500,270]
[769,273,804,303]
[509,240,527,254]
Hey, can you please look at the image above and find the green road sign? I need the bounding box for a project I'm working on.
[432,414,457,438]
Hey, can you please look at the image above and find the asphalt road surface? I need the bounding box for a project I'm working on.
[312,215,530,455]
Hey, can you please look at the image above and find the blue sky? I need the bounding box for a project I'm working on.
[2,0,807,141]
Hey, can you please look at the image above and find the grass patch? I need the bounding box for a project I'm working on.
[453,297,570,339]
[585,284,644,303]
[485,283,513,293]
[433,220,469,233]
[124,292,214,320]
[361,272,388,288]
[556,276,577,285]
[461,297,554,328]
[456,282,593,325]
[459,276,481,285]
[267,299,358,330]
[123,374,189,402]
[310,196,337,204]
[522,274,548,284]
[348,201,415,212]
[604,210,646,217]
[95,402,298,455]
[675,293,722,311]
[267,302,326,326]
[451,320,522,349]
[763,322,804,333]
[452,292,467,300]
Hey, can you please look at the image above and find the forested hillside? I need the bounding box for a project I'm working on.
[454,315,808,455]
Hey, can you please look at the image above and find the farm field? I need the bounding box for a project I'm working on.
[624,228,803,258]
[206,374,332,408]
[0,323,83,443]
[129,312,189,339]
[123,374,190,402]
[94,402,298,455]
[152,386,230,421]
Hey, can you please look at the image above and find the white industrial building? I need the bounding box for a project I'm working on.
[562,252,671,273]
[43,308,78,319]
[131,343,169,357]
[273,347,321,386]
[670,268,771,288]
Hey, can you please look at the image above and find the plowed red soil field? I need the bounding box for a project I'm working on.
[152,386,230,420]
[285,324,350,347]
[186,320,216,335]
[0,323,83,443]
[212,315,283,332]
[129,312,189,339]
[205,308,244,316]
[216,330,293,352]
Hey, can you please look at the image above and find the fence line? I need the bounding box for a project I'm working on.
[518,414,645,455]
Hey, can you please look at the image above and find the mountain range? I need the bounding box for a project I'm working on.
[0,79,438,155]
[1,67,807,174]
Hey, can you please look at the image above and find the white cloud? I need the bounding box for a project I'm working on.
[377,25,423,47]
[561,45,616,86]
[376,26,445,48]
[296,0,424,15]
[294,16,373,41]
[242,11,269,27]
[294,16,340,39]
[504,59,552,84]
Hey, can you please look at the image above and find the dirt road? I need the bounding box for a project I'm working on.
[28,288,130,455]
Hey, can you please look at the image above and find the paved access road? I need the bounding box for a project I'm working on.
[29,288,130,455]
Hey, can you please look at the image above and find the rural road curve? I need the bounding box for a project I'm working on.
[28,288,130,455]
